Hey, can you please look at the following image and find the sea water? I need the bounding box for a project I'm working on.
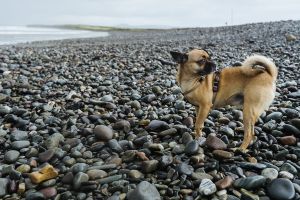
[0,26,108,45]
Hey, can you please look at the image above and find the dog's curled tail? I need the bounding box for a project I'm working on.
[242,55,278,78]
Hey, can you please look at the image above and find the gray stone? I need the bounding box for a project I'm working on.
[10,130,28,141]
[73,172,89,189]
[199,179,217,195]
[127,181,160,200]
[11,140,30,150]
[0,178,9,197]
[267,178,295,200]
[4,150,20,163]
[45,133,64,149]
[261,168,278,180]
[234,175,266,190]
[94,125,113,141]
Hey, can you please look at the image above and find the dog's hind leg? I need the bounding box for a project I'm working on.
[195,105,211,138]
[239,101,265,150]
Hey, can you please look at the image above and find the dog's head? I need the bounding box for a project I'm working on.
[170,49,216,76]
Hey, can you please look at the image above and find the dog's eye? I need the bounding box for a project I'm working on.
[196,59,206,65]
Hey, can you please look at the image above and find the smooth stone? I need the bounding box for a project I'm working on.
[185,140,199,155]
[10,130,28,141]
[279,136,297,145]
[267,178,295,200]
[112,120,131,132]
[261,168,278,180]
[199,179,217,195]
[72,163,88,174]
[94,125,113,141]
[128,170,144,180]
[159,155,173,168]
[96,175,122,184]
[73,172,89,189]
[127,181,161,200]
[282,124,300,136]
[11,140,30,150]
[205,134,227,150]
[108,139,123,153]
[4,150,20,163]
[182,132,193,144]
[215,176,234,189]
[279,171,294,179]
[0,178,9,197]
[159,128,177,136]
[176,163,194,175]
[280,163,298,175]
[39,187,57,199]
[238,162,267,170]
[16,164,31,173]
[220,126,234,137]
[44,133,64,149]
[213,150,233,159]
[38,149,55,163]
[142,160,159,173]
[265,112,283,122]
[233,175,266,190]
[25,192,45,200]
[87,169,107,180]
[240,188,259,200]
[147,120,169,131]
[100,94,113,102]
[291,119,300,130]
[191,172,213,180]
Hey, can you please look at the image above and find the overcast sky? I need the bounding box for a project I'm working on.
[1,0,300,27]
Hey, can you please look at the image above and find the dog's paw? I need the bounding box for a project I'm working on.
[231,147,249,154]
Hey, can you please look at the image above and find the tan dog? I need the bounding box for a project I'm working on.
[170,49,278,150]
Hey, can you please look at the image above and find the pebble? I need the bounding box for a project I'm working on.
[73,172,89,190]
[94,125,113,141]
[215,176,234,189]
[261,168,279,180]
[233,175,266,190]
[4,150,20,163]
[184,140,199,155]
[176,163,194,175]
[205,134,227,150]
[199,179,217,195]
[87,169,107,180]
[279,135,297,145]
[267,178,295,200]
[142,160,159,173]
[0,178,9,197]
[213,150,233,159]
[127,181,161,200]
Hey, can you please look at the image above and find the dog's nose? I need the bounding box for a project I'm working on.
[207,61,217,71]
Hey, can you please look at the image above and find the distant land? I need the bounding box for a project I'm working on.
[28,24,172,31]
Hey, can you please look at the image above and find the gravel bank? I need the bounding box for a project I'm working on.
[0,20,299,200]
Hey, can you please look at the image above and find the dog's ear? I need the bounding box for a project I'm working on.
[202,49,213,57]
[170,51,188,64]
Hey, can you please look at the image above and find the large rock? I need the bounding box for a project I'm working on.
[127,181,160,200]
[267,178,295,200]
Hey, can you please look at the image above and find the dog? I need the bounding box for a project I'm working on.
[170,49,278,150]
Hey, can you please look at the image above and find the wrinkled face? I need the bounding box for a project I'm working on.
[170,49,216,75]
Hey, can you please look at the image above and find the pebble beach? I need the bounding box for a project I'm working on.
[0,20,300,200]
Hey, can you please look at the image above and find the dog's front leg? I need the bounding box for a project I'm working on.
[195,105,211,138]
